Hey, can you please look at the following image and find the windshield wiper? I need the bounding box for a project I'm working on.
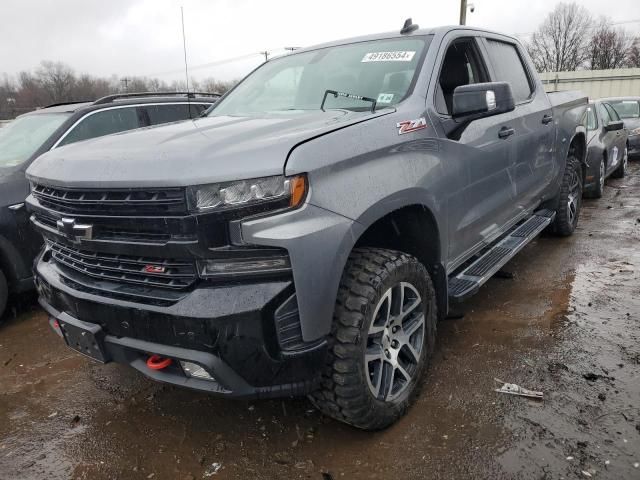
[321,90,377,113]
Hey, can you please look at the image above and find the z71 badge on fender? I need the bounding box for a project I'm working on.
[397,117,427,135]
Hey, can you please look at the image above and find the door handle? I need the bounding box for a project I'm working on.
[498,127,515,139]
[542,114,553,125]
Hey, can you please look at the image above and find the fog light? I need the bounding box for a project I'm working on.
[180,361,214,380]
[197,256,290,278]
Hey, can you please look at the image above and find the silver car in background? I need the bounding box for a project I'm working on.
[604,97,640,158]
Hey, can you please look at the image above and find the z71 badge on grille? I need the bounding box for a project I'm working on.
[397,117,427,135]
[144,265,167,274]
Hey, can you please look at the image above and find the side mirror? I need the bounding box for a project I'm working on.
[452,82,515,120]
[604,120,623,132]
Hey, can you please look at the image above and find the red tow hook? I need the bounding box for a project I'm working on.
[146,355,173,370]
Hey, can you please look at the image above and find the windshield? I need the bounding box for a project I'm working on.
[211,36,431,116]
[0,113,70,168]
[609,100,640,119]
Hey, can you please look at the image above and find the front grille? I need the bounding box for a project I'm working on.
[34,209,176,243]
[49,241,197,289]
[32,184,187,216]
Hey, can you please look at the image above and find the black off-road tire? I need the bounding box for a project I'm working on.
[584,157,605,199]
[309,248,437,430]
[611,146,628,179]
[0,269,7,322]
[552,155,583,236]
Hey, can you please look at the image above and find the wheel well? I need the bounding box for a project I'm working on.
[354,205,448,319]
[568,133,587,181]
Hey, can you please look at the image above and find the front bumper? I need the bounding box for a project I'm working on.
[35,253,326,399]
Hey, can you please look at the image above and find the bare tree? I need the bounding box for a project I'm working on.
[527,2,593,72]
[200,77,236,94]
[627,37,640,67]
[0,61,239,119]
[588,18,631,70]
[35,61,76,103]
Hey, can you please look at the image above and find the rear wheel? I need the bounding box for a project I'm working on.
[0,269,7,322]
[309,248,437,430]
[611,146,628,179]
[552,155,583,236]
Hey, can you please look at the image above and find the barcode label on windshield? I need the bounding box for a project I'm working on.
[361,51,416,62]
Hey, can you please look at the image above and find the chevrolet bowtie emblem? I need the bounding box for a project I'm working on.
[56,218,93,242]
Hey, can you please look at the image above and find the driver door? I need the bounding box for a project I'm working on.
[432,35,516,266]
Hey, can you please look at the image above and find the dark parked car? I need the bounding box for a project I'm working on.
[27,23,587,429]
[0,92,219,319]
[604,97,640,158]
[583,100,629,198]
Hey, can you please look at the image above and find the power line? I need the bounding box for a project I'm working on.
[141,51,275,78]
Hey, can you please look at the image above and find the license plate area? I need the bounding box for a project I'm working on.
[58,315,109,363]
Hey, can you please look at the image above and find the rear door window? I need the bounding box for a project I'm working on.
[58,107,141,146]
[597,103,611,127]
[603,103,621,122]
[609,100,640,119]
[484,39,533,103]
[142,103,209,126]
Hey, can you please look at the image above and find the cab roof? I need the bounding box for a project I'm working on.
[288,25,520,56]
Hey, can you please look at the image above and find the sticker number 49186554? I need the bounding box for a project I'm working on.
[362,51,416,62]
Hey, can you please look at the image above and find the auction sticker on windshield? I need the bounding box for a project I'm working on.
[362,51,416,62]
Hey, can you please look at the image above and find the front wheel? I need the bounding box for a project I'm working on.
[584,157,605,199]
[611,146,628,179]
[309,248,437,430]
[552,155,583,236]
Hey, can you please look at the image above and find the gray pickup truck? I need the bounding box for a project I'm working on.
[26,22,587,430]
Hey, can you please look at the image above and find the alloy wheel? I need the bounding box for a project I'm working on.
[365,282,425,401]
[566,166,580,225]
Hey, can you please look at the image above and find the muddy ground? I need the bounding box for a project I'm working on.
[1,164,639,480]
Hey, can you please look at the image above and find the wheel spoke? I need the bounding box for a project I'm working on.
[403,313,424,337]
[368,324,386,335]
[365,345,384,364]
[396,364,411,383]
[402,342,421,365]
[381,360,394,400]
[400,296,421,320]
[384,365,398,401]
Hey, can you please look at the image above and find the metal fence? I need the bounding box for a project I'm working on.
[539,68,640,99]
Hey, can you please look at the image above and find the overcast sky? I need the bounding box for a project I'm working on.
[2,0,640,82]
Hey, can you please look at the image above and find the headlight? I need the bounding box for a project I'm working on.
[629,127,640,136]
[187,174,307,212]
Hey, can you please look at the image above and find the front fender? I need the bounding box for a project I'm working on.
[240,203,364,342]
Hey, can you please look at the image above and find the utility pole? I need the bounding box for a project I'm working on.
[459,0,467,25]
[121,77,129,92]
[259,51,270,62]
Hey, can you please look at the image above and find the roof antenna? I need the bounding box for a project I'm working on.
[400,18,419,35]
[180,6,193,118]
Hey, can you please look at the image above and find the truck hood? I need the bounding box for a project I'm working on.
[26,109,391,188]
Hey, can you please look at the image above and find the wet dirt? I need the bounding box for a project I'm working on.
[1,164,639,480]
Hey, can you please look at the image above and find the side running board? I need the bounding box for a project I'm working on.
[448,209,555,302]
